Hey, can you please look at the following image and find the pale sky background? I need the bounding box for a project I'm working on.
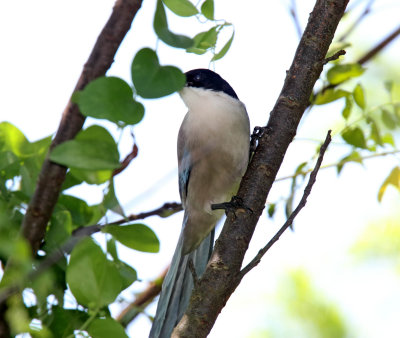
[1,0,400,337]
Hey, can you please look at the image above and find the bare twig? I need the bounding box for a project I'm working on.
[116,267,168,327]
[322,49,346,65]
[288,0,302,39]
[339,0,375,42]
[357,24,400,65]
[239,131,332,277]
[276,149,400,183]
[113,139,139,177]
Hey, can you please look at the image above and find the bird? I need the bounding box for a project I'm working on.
[149,68,250,338]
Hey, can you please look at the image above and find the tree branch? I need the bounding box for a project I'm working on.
[239,130,332,277]
[172,1,349,337]
[357,24,400,65]
[20,0,143,255]
[288,0,303,39]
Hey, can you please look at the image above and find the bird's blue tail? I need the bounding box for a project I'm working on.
[149,212,214,338]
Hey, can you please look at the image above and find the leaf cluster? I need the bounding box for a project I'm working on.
[0,0,231,336]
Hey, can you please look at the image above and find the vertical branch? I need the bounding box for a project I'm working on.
[20,0,143,254]
[172,0,349,337]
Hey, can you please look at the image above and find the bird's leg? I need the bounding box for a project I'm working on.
[188,258,199,286]
[211,196,252,218]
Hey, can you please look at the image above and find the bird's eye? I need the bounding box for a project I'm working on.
[194,74,202,82]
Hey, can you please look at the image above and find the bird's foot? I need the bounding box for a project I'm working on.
[211,196,252,217]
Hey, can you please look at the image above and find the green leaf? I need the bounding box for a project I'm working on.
[114,261,137,289]
[57,195,98,226]
[154,0,194,48]
[341,127,367,149]
[66,238,124,309]
[342,96,352,120]
[314,89,348,105]
[326,63,365,85]
[212,30,234,61]
[381,109,397,130]
[45,307,89,338]
[103,179,125,216]
[187,26,218,55]
[104,223,160,253]
[384,81,400,101]
[378,166,400,202]
[295,161,308,176]
[50,125,120,170]
[162,0,198,17]
[382,133,395,147]
[61,172,84,191]
[73,77,144,126]
[367,117,383,146]
[69,167,112,185]
[0,151,19,179]
[107,237,119,261]
[0,122,51,158]
[353,83,366,110]
[336,151,363,174]
[43,211,72,253]
[87,318,128,338]
[267,203,276,218]
[201,0,214,20]
[131,48,186,98]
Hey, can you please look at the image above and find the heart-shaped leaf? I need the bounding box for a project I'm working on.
[131,48,185,99]
[73,76,144,126]
[154,0,193,48]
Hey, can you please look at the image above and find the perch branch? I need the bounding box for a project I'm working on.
[172,1,349,337]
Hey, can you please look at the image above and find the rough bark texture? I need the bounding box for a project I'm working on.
[172,1,349,337]
[21,0,143,254]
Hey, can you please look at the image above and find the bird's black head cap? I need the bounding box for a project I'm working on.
[185,69,238,100]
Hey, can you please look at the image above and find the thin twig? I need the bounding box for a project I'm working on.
[113,138,139,177]
[339,0,375,42]
[288,0,302,39]
[357,24,400,65]
[239,130,332,277]
[116,267,168,327]
[322,49,346,65]
[275,149,400,183]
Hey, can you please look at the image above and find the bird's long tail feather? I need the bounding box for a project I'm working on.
[149,213,214,338]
